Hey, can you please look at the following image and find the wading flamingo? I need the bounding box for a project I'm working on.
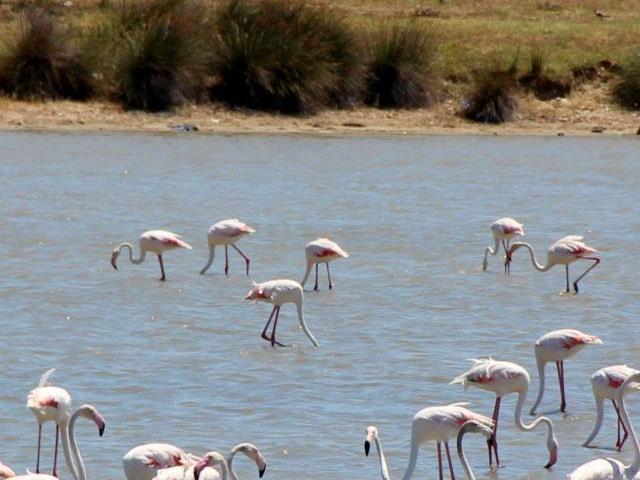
[451,358,558,469]
[482,218,524,274]
[300,238,349,291]
[111,230,192,281]
[244,280,319,347]
[364,403,494,480]
[567,372,640,480]
[530,329,603,415]
[583,365,640,450]
[505,235,599,293]
[456,421,496,480]
[154,453,230,480]
[27,369,72,476]
[124,444,199,480]
[200,220,255,276]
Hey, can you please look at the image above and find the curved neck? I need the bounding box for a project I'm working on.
[300,260,313,287]
[482,238,499,270]
[373,437,390,480]
[456,424,477,480]
[619,375,640,475]
[225,449,238,480]
[583,396,604,447]
[513,243,549,271]
[119,243,145,264]
[296,301,319,347]
[60,419,78,480]
[68,409,87,480]
[217,460,229,480]
[530,352,545,415]
[401,427,420,480]
[515,388,554,435]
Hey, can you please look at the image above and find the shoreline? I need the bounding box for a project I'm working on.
[0,84,638,137]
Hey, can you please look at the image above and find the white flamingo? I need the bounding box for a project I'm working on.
[505,235,600,293]
[66,404,106,480]
[200,220,255,276]
[300,238,349,291]
[364,403,494,480]
[567,372,640,480]
[482,218,524,274]
[0,463,56,480]
[451,358,558,469]
[456,421,496,480]
[530,329,603,415]
[244,280,319,347]
[111,230,192,281]
[583,365,640,450]
[154,452,230,480]
[27,369,72,476]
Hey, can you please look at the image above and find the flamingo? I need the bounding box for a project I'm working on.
[505,235,600,293]
[244,280,319,347]
[364,403,494,480]
[451,358,558,469]
[65,404,106,480]
[530,329,603,415]
[567,372,640,480]
[482,218,524,274]
[300,238,349,291]
[111,230,192,281]
[583,365,640,450]
[154,453,230,480]
[456,421,496,480]
[27,369,72,476]
[0,463,55,480]
[200,220,255,276]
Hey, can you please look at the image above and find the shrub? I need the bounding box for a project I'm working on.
[463,71,518,124]
[364,24,438,109]
[210,0,360,114]
[0,9,92,100]
[613,52,640,110]
[518,51,571,101]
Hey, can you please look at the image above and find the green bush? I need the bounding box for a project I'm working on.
[613,52,640,110]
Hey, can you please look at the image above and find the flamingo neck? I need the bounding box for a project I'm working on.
[217,459,230,480]
[515,388,555,437]
[68,409,87,480]
[482,238,501,270]
[60,418,78,480]
[401,427,420,480]
[513,242,550,272]
[582,395,604,447]
[456,424,476,480]
[618,374,640,476]
[300,260,314,287]
[225,446,241,480]
[119,243,145,265]
[296,301,319,347]
[374,437,391,480]
[529,352,546,415]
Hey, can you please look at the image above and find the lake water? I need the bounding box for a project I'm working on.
[1,132,639,480]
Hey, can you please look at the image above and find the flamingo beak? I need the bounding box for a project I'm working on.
[545,446,558,468]
[193,459,207,479]
[259,466,266,478]
[111,251,119,270]
[364,440,370,456]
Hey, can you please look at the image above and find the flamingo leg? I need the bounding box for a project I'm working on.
[612,399,628,450]
[565,265,570,293]
[445,442,456,480]
[36,423,42,473]
[269,306,287,347]
[261,306,278,342]
[52,424,59,476]
[491,397,501,467]
[224,246,229,275]
[232,244,251,275]
[502,240,509,275]
[557,361,567,413]
[437,442,444,480]
[573,257,600,294]
[314,263,319,291]
[157,254,166,281]
[326,263,333,289]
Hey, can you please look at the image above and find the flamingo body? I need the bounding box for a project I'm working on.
[200,220,255,275]
[482,217,524,272]
[301,238,349,290]
[124,444,198,480]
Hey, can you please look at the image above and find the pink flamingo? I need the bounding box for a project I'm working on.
[364,403,494,480]
[244,280,319,347]
[200,219,255,276]
[456,421,497,480]
[530,329,603,415]
[567,373,640,480]
[111,230,192,281]
[505,235,600,293]
[0,463,55,480]
[153,453,230,480]
[482,218,524,274]
[300,238,349,291]
[27,369,71,476]
[583,365,640,450]
[451,358,558,469]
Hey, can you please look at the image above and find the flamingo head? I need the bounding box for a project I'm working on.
[244,283,269,302]
[364,426,379,457]
[0,463,15,479]
[545,435,559,468]
[79,404,106,436]
[194,452,226,480]
[505,243,525,262]
[110,249,120,270]
[232,444,267,478]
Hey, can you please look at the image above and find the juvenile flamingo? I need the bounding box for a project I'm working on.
[530,329,603,415]
[482,218,524,274]
[451,358,558,469]
[567,372,640,480]
[27,369,72,476]
[244,280,319,347]
[200,220,255,276]
[111,230,192,281]
[583,365,640,450]
[364,403,494,480]
[456,421,496,480]
[505,235,600,293]
[300,238,349,291]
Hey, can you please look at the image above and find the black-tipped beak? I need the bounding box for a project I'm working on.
[364,440,370,456]
[98,424,105,437]
[111,258,118,270]
[544,462,552,469]
[259,466,266,478]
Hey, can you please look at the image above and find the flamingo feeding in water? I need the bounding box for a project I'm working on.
[456,421,497,480]
[451,358,558,469]
[530,329,603,415]
[583,365,640,450]
[111,230,192,281]
[567,372,640,480]
[300,238,349,291]
[27,369,72,476]
[364,403,494,480]
[154,452,230,480]
[199,219,255,276]
[244,279,319,347]
[505,235,600,293]
[482,218,524,274]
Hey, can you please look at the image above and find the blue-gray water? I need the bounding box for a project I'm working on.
[0,132,639,479]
